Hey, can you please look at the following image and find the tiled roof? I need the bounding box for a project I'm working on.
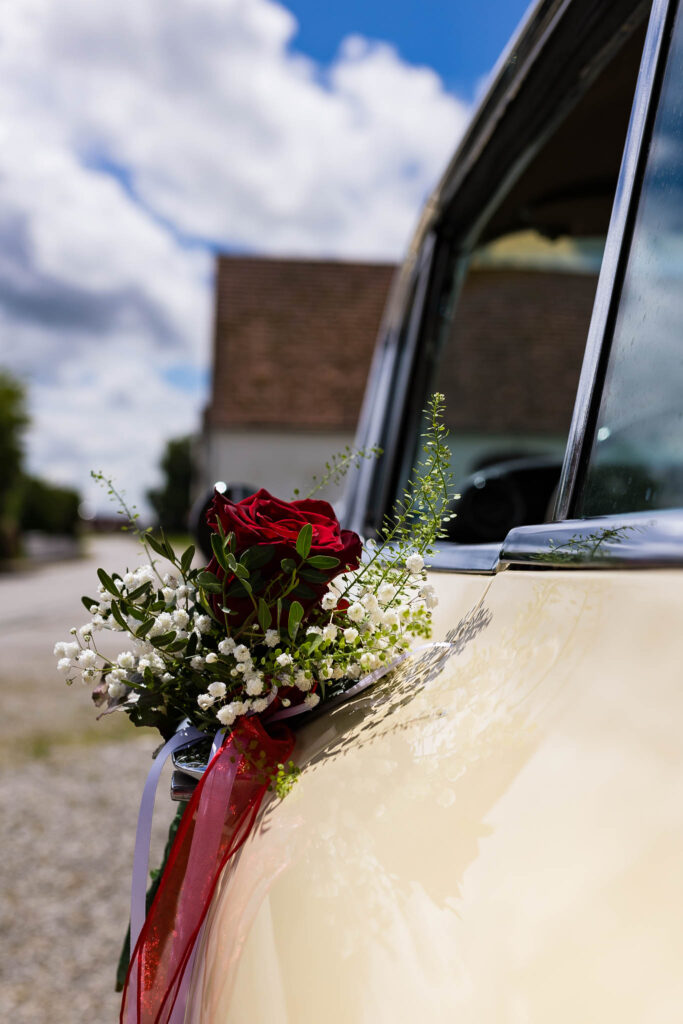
[207,256,396,432]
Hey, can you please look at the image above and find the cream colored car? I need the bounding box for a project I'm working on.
[186,0,683,1019]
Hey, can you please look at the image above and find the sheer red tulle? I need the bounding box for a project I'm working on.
[121,717,294,1024]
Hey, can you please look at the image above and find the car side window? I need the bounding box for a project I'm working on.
[390,18,646,548]
[576,2,683,518]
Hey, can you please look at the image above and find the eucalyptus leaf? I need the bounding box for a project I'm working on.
[257,598,272,631]
[296,523,313,559]
[180,545,195,574]
[280,558,297,574]
[97,568,120,597]
[210,534,229,571]
[307,554,340,569]
[288,600,304,640]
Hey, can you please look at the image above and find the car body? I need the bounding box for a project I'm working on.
[184,0,683,1019]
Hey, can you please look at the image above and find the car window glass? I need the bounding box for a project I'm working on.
[577,4,683,518]
[431,232,601,543]
[388,18,645,546]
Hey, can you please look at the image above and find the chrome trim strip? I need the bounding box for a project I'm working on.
[429,543,502,574]
[553,0,674,520]
[501,510,683,568]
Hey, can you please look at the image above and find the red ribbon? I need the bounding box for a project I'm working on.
[121,717,295,1024]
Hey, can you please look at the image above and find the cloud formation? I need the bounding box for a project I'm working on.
[0,0,470,511]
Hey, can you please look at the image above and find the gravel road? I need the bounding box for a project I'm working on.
[0,537,176,1023]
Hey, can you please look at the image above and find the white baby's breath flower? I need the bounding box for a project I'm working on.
[321,592,337,611]
[190,655,204,671]
[162,573,179,588]
[347,602,365,623]
[246,674,264,696]
[172,609,189,629]
[264,630,280,647]
[137,565,157,585]
[127,692,140,704]
[57,658,72,675]
[108,679,127,698]
[233,644,251,662]
[162,587,176,604]
[205,652,218,664]
[123,571,138,588]
[276,653,292,668]
[194,615,212,634]
[78,623,94,640]
[306,625,322,636]
[77,649,97,669]
[378,582,396,603]
[406,552,424,574]
[322,623,337,642]
[54,641,79,659]
[117,651,135,670]
[216,704,237,725]
[218,637,236,655]
[304,693,320,709]
[332,664,345,679]
[197,693,215,711]
[383,609,400,629]
[176,584,190,599]
[161,672,174,683]
[362,592,379,612]
[294,669,313,691]
[252,698,269,713]
[208,681,227,698]
[419,585,438,609]
[347,663,362,680]
[343,627,359,644]
[360,652,374,671]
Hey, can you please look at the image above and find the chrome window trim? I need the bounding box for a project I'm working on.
[428,543,502,574]
[501,510,683,568]
[553,0,675,520]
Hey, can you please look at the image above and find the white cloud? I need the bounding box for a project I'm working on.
[0,0,470,512]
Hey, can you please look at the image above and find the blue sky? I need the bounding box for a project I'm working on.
[285,0,530,98]
[1,0,532,512]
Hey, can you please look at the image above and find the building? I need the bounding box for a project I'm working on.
[198,255,396,506]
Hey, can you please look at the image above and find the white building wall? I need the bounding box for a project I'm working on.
[199,428,357,511]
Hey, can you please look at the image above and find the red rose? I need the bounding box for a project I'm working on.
[206,488,362,626]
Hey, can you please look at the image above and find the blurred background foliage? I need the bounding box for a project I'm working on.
[0,368,81,560]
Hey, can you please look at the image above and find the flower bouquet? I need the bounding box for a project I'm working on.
[56,393,453,1024]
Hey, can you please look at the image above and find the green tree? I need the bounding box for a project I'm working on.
[147,435,194,533]
[0,370,29,557]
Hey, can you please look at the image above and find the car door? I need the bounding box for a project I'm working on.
[185,1,683,1021]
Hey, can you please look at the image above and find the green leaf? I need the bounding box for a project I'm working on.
[277,599,283,630]
[136,618,155,638]
[180,545,195,574]
[307,633,323,655]
[307,554,340,569]
[186,632,198,656]
[81,595,99,613]
[298,567,327,584]
[210,533,230,571]
[257,598,272,631]
[109,601,128,632]
[293,582,316,600]
[146,532,169,559]
[97,568,119,597]
[280,558,297,574]
[198,580,223,594]
[288,600,304,640]
[239,578,253,596]
[165,640,186,653]
[150,631,177,648]
[233,562,250,580]
[127,581,152,602]
[240,546,273,570]
[296,523,313,559]
[197,570,220,586]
